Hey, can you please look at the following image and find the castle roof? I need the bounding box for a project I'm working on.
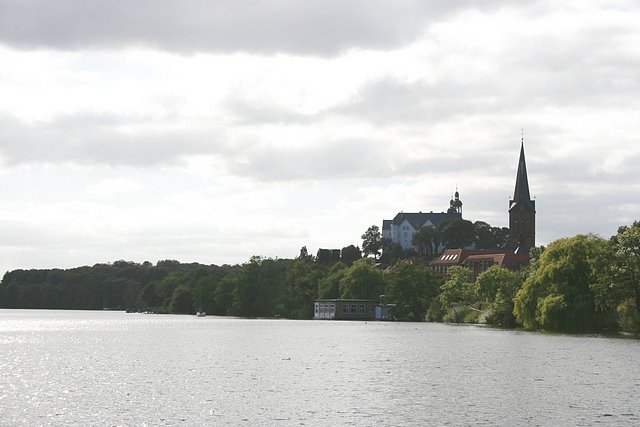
[391,211,462,230]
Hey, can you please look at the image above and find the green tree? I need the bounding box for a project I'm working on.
[439,266,475,307]
[607,221,640,330]
[384,262,441,321]
[316,248,341,266]
[412,226,441,258]
[476,265,521,326]
[340,258,385,300]
[361,225,383,259]
[380,238,404,265]
[439,266,477,323]
[439,220,475,249]
[340,245,362,266]
[168,285,194,314]
[318,262,347,298]
[212,274,238,316]
[284,259,321,318]
[156,272,186,311]
[230,257,287,317]
[536,294,566,330]
[513,234,610,331]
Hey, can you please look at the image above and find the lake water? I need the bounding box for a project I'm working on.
[0,310,638,426]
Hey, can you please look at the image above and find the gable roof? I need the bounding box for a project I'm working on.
[431,248,530,268]
[431,249,494,266]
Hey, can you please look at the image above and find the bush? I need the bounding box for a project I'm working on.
[463,308,480,323]
[478,307,495,324]
[426,298,445,322]
[617,298,640,332]
[443,304,468,323]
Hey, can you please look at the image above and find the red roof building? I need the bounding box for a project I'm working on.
[431,248,529,280]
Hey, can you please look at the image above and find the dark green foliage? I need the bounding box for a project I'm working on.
[384,261,441,321]
[380,238,404,265]
[339,258,385,300]
[284,259,322,319]
[316,248,341,266]
[361,225,382,258]
[211,275,237,315]
[439,220,475,249]
[411,227,441,259]
[473,221,510,250]
[340,245,362,266]
[607,221,640,331]
[475,265,521,327]
[317,262,347,299]
[229,257,288,317]
[169,286,194,314]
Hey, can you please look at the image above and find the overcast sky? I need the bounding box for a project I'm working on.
[1,0,639,272]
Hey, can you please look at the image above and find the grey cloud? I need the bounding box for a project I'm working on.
[334,78,494,125]
[0,0,507,55]
[226,134,521,182]
[227,138,386,181]
[0,113,224,166]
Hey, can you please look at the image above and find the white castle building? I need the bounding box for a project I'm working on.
[382,191,463,250]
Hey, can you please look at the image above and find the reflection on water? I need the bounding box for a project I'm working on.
[0,310,639,426]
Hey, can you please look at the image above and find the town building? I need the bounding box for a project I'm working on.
[382,190,464,251]
[431,248,530,279]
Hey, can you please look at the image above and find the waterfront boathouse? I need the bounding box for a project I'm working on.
[313,299,394,321]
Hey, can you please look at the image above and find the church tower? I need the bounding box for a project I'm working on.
[508,140,535,254]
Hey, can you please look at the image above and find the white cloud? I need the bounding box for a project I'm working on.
[85,177,143,198]
[1,0,640,272]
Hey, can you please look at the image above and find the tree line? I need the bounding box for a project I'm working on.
[1,220,639,333]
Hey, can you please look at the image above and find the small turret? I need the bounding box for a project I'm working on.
[447,188,463,214]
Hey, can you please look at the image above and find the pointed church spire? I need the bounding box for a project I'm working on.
[508,135,536,253]
[510,140,534,211]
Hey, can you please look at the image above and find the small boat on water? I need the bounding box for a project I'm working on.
[196,310,206,317]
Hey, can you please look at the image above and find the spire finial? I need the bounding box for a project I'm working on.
[521,128,524,145]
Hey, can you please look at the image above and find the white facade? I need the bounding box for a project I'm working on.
[382,211,462,252]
